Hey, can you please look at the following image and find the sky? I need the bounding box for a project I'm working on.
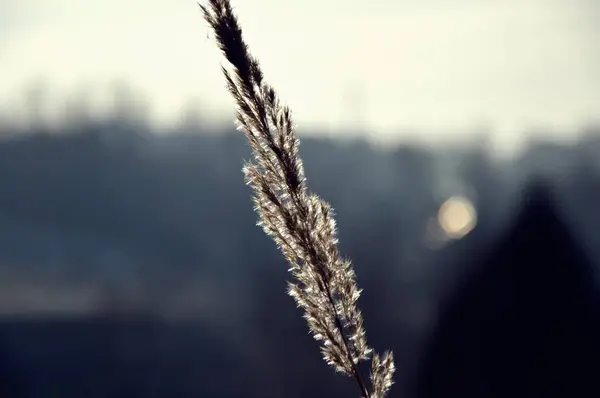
[1,0,599,152]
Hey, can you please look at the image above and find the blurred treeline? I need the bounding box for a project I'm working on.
[0,100,599,397]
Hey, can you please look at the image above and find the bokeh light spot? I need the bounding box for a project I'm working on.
[438,196,477,239]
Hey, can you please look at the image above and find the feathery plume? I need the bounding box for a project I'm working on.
[198,1,395,396]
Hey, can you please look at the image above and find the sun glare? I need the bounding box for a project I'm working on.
[438,196,477,239]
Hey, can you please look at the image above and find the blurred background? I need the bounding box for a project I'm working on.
[0,0,599,397]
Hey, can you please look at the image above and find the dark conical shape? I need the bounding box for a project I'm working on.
[412,179,600,398]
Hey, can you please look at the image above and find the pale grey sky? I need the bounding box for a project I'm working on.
[1,0,599,151]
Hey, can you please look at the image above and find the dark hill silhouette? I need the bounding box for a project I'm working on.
[412,179,600,398]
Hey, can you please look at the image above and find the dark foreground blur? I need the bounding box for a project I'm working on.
[0,116,599,397]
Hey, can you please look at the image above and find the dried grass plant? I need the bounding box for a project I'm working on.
[199,1,395,396]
